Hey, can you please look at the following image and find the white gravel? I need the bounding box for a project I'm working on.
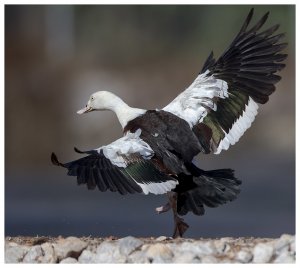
[5,234,295,263]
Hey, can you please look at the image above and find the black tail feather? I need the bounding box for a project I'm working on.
[176,166,241,216]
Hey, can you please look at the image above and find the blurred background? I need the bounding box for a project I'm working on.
[5,5,295,238]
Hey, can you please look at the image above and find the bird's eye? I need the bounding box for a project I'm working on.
[91,97,94,101]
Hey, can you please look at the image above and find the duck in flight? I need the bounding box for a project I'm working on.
[51,8,287,238]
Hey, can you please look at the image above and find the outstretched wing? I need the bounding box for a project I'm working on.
[52,130,178,195]
[163,9,287,154]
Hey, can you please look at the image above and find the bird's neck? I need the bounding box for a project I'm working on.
[108,97,146,129]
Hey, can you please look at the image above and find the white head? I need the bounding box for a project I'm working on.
[77,91,122,114]
[77,90,146,128]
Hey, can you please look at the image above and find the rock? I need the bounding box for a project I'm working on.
[290,240,295,253]
[79,242,127,263]
[214,239,226,254]
[273,251,295,263]
[38,242,57,263]
[141,244,149,251]
[78,250,97,263]
[128,250,150,263]
[6,242,17,247]
[117,236,143,255]
[53,236,87,261]
[218,258,234,263]
[223,243,231,254]
[150,256,170,263]
[201,255,218,263]
[177,241,216,257]
[23,245,43,263]
[156,236,168,242]
[196,241,217,256]
[236,250,253,263]
[274,234,293,253]
[145,243,173,263]
[95,241,126,263]
[215,238,233,254]
[253,243,274,263]
[173,252,200,263]
[60,257,78,263]
[5,243,29,263]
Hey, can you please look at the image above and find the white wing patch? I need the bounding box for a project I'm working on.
[215,97,259,154]
[133,180,178,195]
[96,129,154,168]
[163,70,228,127]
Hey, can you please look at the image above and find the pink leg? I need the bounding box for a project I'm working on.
[167,192,189,238]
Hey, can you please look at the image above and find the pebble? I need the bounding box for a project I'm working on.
[200,255,218,263]
[95,241,126,263]
[53,236,87,261]
[39,242,57,263]
[253,243,274,263]
[156,236,168,242]
[23,245,43,263]
[290,240,295,253]
[5,243,29,263]
[218,257,234,263]
[60,257,78,263]
[236,250,253,263]
[194,241,217,256]
[173,251,201,263]
[145,243,173,263]
[177,241,216,256]
[128,250,150,263]
[151,256,172,263]
[274,234,292,253]
[214,239,227,254]
[118,236,143,255]
[78,250,97,263]
[274,251,295,263]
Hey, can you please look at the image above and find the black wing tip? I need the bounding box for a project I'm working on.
[240,8,271,35]
[51,152,63,166]
[248,9,270,34]
[246,8,254,22]
[239,8,254,34]
[260,11,270,25]
[262,10,270,20]
[248,8,254,20]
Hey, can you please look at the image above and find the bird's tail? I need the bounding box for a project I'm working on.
[176,166,241,216]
